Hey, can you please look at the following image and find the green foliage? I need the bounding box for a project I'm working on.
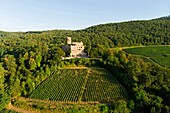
[0,16,170,57]
[0,16,170,112]
[127,100,135,111]
[0,63,5,91]
[101,47,170,112]
[0,93,10,111]
[29,58,37,70]
[99,105,109,112]
[113,100,130,113]
[35,53,42,67]
[0,64,10,110]
[1,109,20,113]
[63,58,103,67]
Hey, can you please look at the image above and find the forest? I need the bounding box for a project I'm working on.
[0,16,170,112]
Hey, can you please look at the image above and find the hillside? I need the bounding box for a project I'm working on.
[79,16,170,47]
[123,46,170,67]
[29,68,128,102]
[0,16,169,61]
[1,16,170,112]
[0,16,170,50]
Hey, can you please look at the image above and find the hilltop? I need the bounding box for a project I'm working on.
[0,16,170,59]
[0,16,170,48]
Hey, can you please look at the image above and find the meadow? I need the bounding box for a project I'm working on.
[123,46,170,67]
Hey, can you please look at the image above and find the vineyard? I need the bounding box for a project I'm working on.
[82,69,127,102]
[123,46,170,67]
[29,68,128,102]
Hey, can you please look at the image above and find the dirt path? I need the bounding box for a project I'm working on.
[58,67,105,70]
[6,103,37,113]
[15,97,100,105]
[58,66,88,69]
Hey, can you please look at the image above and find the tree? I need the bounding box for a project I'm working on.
[0,63,5,91]
[113,100,130,113]
[128,100,135,111]
[45,65,50,76]
[35,53,42,67]
[0,92,10,111]
[29,58,37,70]
[11,77,21,97]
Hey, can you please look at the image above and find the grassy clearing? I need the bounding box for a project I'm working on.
[12,97,102,113]
[123,46,170,67]
[29,68,128,102]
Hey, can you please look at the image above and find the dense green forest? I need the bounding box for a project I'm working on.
[0,16,170,112]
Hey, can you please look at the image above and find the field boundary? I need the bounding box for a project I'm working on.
[6,102,37,113]
[9,97,102,113]
[12,97,101,105]
[122,45,170,69]
[78,68,91,101]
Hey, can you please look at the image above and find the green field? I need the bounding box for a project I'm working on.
[123,46,170,67]
[29,68,128,102]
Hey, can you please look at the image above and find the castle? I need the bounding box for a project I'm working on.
[64,37,87,58]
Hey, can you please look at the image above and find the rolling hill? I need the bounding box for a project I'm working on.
[0,16,170,50]
[1,16,170,113]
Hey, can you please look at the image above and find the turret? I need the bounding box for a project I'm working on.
[66,37,71,45]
